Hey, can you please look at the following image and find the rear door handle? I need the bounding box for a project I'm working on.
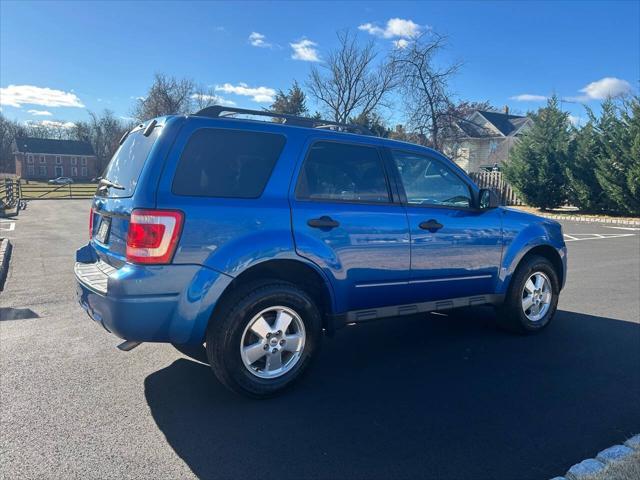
[419,219,443,232]
[307,216,340,229]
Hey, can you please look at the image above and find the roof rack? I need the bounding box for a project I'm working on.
[194,105,373,136]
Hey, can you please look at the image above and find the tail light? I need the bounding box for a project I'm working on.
[126,209,184,264]
[89,207,94,239]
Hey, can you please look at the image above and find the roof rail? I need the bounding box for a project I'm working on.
[194,105,373,136]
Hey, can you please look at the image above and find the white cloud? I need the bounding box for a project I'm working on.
[393,39,409,49]
[579,77,632,100]
[290,39,320,62]
[0,85,84,108]
[568,115,584,127]
[190,93,236,106]
[27,109,53,116]
[214,83,276,103]
[509,94,548,102]
[359,18,422,39]
[25,119,75,129]
[249,32,271,48]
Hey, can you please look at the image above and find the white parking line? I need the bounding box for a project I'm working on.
[563,233,636,242]
[0,220,16,231]
[603,226,640,231]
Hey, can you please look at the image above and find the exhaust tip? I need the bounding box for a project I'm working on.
[117,340,142,351]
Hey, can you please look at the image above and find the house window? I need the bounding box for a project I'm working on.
[55,156,62,165]
[27,155,34,164]
[81,167,87,177]
[71,157,77,165]
[40,156,46,164]
[71,166,78,177]
[81,157,87,166]
[489,140,499,154]
[27,165,35,176]
[39,165,47,176]
[55,166,63,176]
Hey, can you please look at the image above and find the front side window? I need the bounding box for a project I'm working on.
[391,151,472,208]
[296,141,390,203]
[172,129,286,198]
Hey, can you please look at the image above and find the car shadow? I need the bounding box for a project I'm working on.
[144,308,640,480]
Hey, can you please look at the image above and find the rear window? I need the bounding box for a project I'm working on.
[172,129,286,198]
[99,127,161,197]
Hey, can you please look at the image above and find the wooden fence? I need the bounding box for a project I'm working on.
[469,171,524,206]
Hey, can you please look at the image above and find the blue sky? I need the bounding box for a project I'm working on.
[1,0,638,127]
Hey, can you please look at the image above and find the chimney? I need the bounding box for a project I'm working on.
[504,105,509,115]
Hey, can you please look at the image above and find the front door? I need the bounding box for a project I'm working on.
[290,139,411,313]
[388,149,503,302]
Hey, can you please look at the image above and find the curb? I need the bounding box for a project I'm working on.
[0,238,12,291]
[552,434,640,480]
[539,213,640,226]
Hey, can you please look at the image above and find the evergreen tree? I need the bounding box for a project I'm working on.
[349,112,390,137]
[270,81,308,117]
[565,115,608,211]
[503,96,570,209]
[622,96,640,213]
[593,98,640,214]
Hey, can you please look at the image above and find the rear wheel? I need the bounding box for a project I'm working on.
[498,255,559,334]
[206,280,322,398]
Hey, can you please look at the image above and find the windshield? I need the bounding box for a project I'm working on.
[98,126,161,197]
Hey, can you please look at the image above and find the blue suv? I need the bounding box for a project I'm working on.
[75,106,567,397]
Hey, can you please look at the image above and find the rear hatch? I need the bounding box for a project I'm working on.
[90,121,163,265]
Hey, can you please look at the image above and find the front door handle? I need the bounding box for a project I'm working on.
[308,216,340,229]
[419,219,443,232]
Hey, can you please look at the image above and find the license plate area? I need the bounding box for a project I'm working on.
[95,216,111,244]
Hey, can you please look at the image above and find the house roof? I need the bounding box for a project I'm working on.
[458,110,531,138]
[14,137,95,156]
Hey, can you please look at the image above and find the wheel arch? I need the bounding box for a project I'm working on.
[203,258,336,341]
[502,244,565,295]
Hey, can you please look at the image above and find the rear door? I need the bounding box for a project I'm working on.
[90,121,166,265]
[388,149,503,302]
[290,138,411,313]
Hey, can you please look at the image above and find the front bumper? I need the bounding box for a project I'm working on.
[75,246,232,344]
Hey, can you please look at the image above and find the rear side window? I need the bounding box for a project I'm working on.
[172,129,286,198]
[100,127,161,198]
[296,141,390,203]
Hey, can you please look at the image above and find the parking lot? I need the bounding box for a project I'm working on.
[1,200,638,480]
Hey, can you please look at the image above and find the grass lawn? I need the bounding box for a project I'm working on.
[20,181,97,199]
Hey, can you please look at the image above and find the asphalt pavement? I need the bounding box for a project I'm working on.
[1,200,638,480]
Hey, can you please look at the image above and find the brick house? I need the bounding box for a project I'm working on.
[448,109,533,173]
[13,137,98,181]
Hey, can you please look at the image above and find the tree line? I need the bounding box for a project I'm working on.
[504,95,639,215]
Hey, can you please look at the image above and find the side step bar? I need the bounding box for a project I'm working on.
[117,340,142,351]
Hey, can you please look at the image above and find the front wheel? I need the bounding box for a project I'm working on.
[497,255,560,334]
[206,281,322,398]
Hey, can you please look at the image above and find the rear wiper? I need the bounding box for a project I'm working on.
[98,178,125,190]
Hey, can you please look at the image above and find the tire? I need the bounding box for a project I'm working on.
[497,255,560,334]
[206,280,322,398]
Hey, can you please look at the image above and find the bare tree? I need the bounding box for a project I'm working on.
[307,30,396,124]
[391,33,461,150]
[133,73,196,121]
[191,85,223,111]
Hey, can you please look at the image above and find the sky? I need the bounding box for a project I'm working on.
[1,0,639,128]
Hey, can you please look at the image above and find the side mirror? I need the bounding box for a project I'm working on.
[479,188,500,209]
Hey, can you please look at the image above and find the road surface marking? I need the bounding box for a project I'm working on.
[0,220,15,231]
[602,226,640,231]
[563,233,636,242]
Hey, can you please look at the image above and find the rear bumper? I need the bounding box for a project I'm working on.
[75,247,233,344]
